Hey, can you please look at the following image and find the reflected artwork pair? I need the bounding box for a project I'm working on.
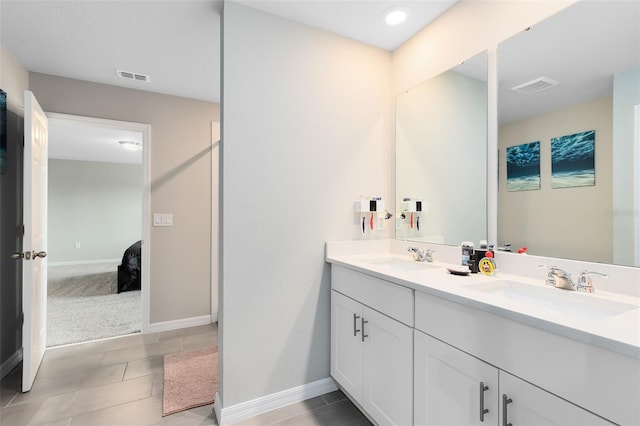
[506,130,595,191]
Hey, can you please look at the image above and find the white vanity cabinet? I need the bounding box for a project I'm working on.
[499,371,613,426]
[415,291,623,425]
[414,330,498,426]
[327,253,636,425]
[331,266,413,426]
[414,330,613,426]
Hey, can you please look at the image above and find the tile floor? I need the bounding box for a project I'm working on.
[0,324,371,426]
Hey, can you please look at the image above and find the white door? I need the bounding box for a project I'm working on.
[414,330,498,426]
[362,306,413,426]
[330,291,363,401]
[499,371,614,426]
[22,91,48,392]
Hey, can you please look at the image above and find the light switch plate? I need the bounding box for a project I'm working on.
[153,213,174,227]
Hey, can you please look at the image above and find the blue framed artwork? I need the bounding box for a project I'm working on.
[0,89,6,173]
[506,141,540,191]
[551,130,595,189]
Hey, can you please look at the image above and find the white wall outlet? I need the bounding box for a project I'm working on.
[74,241,81,248]
[153,213,174,227]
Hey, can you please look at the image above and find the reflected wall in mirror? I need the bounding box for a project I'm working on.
[498,1,639,267]
[396,51,487,246]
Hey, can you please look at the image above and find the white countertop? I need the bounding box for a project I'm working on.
[326,249,640,360]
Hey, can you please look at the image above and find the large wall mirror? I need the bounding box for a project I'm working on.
[497,1,639,267]
[396,51,487,246]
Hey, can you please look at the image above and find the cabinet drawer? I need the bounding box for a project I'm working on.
[332,265,414,326]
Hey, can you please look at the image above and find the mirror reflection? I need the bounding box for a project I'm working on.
[497,1,640,267]
[396,51,487,246]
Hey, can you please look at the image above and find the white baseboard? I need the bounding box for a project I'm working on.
[0,349,23,380]
[48,258,120,267]
[217,377,337,425]
[145,314,212,333]
[213,392,222,424]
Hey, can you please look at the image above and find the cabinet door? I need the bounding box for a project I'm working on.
[331,290,364,401]
[362,306,413,426]
[499,372,614,426]
[415,330,499,426]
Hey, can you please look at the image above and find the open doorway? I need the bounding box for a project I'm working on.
[45,113,150,347]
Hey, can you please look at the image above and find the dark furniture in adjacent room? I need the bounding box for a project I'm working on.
[118,240,141,293]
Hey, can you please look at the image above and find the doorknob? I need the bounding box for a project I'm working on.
[10,252,25,260]
[33,251,47,259]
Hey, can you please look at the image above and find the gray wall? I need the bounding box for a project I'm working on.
[0,45,27,371]
[221,1,392,408]
[29,72,219,325]
[0,45,29,374]
[48,159,142,263]
[219,0,574,412]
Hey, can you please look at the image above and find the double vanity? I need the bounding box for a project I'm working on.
[326,240,640,426]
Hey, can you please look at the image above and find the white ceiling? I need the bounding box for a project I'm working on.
[497,0,640,125]
[0,0,458,105]
[1,0,222,103]
[47,119,143,165]
[0,0,457,163]
[2,1,637,162]
[235,0,457,51]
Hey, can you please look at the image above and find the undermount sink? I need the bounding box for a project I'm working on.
[362,256,440,272]
[464,280,638,320]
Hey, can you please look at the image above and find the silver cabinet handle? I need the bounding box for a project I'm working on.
[361,317,368,342]
[353,313,361,336]
[10,252,24,260]
[480,382,489,422]
[33,251,47,259]
[502,394,513,426]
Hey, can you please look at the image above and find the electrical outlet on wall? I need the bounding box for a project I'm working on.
[74,242,81,248]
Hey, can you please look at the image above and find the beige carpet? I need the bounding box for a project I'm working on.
[47,262,141,347]
[163,347,218,416]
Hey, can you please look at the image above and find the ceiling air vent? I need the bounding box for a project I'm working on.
[511,77,558,94]
[116,69,150,83]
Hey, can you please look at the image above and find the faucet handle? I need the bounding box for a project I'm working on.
[408,247,435,262]
[538,265,575,289]
[424,248,436,262]
[576,270,608,293]
[538,264,560,286]
[408,247,425,261]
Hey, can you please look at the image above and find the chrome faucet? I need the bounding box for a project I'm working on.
[541,265,608,292]
[576,270,608,293]
[408,247,434,262]
[546,266,575,290]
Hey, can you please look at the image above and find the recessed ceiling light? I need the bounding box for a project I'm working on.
[119,140,142,151]
[385,9,408,26]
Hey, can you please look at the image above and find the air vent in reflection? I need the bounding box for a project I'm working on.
[511,77,558,94]
[116,69,150,83]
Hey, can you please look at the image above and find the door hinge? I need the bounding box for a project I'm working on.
[20,312,24,326]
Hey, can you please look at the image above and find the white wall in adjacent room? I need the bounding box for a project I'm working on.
[48,159,142,263]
